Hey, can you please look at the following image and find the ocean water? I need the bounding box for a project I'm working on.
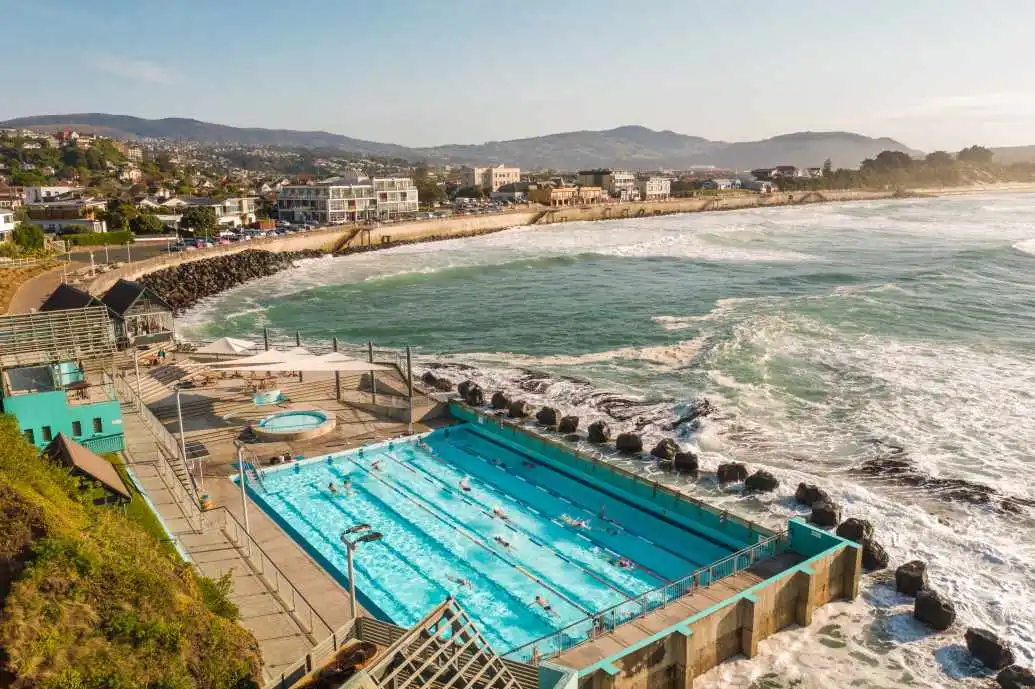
[181,194,1035,688]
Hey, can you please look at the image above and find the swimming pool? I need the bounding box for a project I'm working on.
[244,420,759,655]
[253,409,336,441]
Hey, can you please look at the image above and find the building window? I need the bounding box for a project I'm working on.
[72,420,82,436]
[92,417,103,434]
[23,429,35,444]
[42,426,53,442]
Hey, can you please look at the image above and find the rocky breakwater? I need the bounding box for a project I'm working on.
[138,249,323,311]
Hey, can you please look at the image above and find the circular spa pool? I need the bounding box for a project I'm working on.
[253,409,336,442]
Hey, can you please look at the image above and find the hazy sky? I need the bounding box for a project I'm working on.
[5,0,1035,150]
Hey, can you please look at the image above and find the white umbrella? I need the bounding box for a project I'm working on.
[211,346,312,367]
[195,337,256,356]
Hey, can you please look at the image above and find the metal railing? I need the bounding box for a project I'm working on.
[503,530,790,664]
[211,506,335,642]
[81,433,125,454]
[261,618,359,689]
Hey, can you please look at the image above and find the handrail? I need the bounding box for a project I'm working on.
[503,530,790,664]
[211,506,335,641]
[260,618,358,689]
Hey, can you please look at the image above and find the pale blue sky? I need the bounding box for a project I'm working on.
[4,0,1035,150]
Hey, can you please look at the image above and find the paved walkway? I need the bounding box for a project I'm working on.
[120,402,353,681]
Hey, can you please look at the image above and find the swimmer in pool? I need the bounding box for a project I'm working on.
[448,575,471,588]
[328,482,338,495]
[494,535,512,550]
[342,478,353,495]
[561,514,590,530]
[492,506,509,520]
[371,459,383,471]
[533,595,556,616]
[522,460,535,469]
[459,477,472,492]
[614,557,634,569]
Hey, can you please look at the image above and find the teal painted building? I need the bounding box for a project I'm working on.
[0,306,125,454]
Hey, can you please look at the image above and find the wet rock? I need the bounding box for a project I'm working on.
[458,380,475,400]
[716,462,748,484]
[861,540,889,571]
[673,452,699,477]
[997,665,1035,688]
[421,371,453,392]
[508,400,532,418]
[491,391,511,411]
[650,438,680,461]
[615,433,643,454]
[966,628,1015,670]
[744,470,779,492]
[536,407,559,428]
[895,560,928,596]
[558,416,579,434]
[795,483,831,507]
[809,500,842,528]
[669,398,716,430]
[587,421,611,443]
[463,383,484,406]
[913,590,956,631]
[836,518,874,544]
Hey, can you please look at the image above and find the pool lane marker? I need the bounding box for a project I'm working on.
[342,452,594,616]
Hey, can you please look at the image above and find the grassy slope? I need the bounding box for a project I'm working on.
[0,416,262,688]
[0,261,56,314]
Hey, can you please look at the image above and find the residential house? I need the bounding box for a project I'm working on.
[40,283,108,313]
[277,181,376,225]
[0,186,23,210]
[576,186,607,203]
[701,178,741,191]
[737,175,775,193]
[576,169,640,201]
[100,279,175,347]
[527,185,580,206]
[636,177,671,201]
[0,306,124,453]
[26,195,107,234]
[43,434,131,504]
[23,185,82,203]
[460,165,521,192]
[372,178,419,218]
[0,208,15,242]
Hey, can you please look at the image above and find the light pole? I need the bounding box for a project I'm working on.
[235,441,250,549]
[341,525,382,619]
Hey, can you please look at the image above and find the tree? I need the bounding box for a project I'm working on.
[957,145,994,164]
[925,150,955,166]
[129,213,167,235]
[179,206,217,236]
[12,223,45,251]
[822,158,832,177]
[99,199,138,233]
[453,185,485,199]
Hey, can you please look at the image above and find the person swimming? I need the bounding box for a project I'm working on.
[371,459,383,472]
[614,557,634,569]
[494,535,512,550]
[448,575,471,588]
[459,477,472,492]
[533,595,556,616]
[342,478,353,495]
[328,482,338,494]
[561,514,590,530]
[492,505,509,520]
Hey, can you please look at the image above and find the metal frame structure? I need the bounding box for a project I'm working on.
[363,597,521,689]
[0,306,116,369]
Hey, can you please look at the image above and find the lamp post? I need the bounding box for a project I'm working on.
[341,525,382,619]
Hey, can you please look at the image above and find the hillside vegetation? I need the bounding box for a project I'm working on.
[0,415,262,688]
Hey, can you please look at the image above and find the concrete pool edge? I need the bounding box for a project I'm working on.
[253,407,337,442]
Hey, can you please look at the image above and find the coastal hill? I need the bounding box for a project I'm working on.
[1,113,922,169]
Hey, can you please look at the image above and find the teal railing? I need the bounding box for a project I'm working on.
[503,530,789,664]
[81,433,125,454]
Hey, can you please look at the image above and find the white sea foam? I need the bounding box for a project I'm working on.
[1012,238,1035,256]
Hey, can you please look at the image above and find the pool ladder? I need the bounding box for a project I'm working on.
[243,461,268,493]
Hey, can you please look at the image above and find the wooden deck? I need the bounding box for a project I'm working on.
[551,552,803,671]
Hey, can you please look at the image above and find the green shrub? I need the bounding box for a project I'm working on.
[197,572,240,621]
[63,231,134,247]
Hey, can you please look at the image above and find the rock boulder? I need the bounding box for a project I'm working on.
[716,462,748,484]
[744,470,779,492]
[997,665,1035,689]
[651,438,680,461]
[862,540,889,571]
[809,500,842,528]
[588,421,611,443]
[558,416,579,434]
[966,628,1015,670]
[913,589,956,631]
[836,518,874,544]
[673,451,699,477]
[508,400,532,418]
[795,483,831,507]
[536,407,559,428]
[491,391,511,410]
[895,560,928,596]
[616,433,643,454]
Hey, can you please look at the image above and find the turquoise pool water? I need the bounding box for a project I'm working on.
[246,422,750,654]
[258,410,328,431]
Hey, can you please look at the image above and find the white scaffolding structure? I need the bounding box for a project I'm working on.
[0,306,117,368]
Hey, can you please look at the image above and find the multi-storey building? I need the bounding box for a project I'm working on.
[0,208,15,242]
[637,176,671,201]
[460,165,521,192]
[277,182,376,225]
[372,178,419,218]
[527,185,580,206]
[576,169,639,200]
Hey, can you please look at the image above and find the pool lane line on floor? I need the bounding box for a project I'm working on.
[462,425,738,552]
[440,436,693,578]
[337,452,594,617]
[392,448,668,593]
[384,450,646,598]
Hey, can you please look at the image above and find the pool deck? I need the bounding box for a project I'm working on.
[550,552,803,671]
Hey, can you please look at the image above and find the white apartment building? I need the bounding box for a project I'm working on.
[0,209,15,242]
[576,169,639,201]
[23,186,82,203]
[372,177,419,218]
[637,177,671,201]
[211,197,258,227]
[277,183,376,225]
[461,165,521,192]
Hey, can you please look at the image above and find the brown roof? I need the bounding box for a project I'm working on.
[44,434,131,500]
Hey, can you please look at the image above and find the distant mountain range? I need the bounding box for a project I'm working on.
[0,113,928,170]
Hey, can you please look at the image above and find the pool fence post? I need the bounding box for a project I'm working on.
[176,388,188,473]
[406,346,413,435]
[133,349,142,411]
[368,341,376,405]
[347,543,357,619]
[263,328,270,351]
[296,331,303,382]
[236,442,251,554]
[332,336,341,401]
